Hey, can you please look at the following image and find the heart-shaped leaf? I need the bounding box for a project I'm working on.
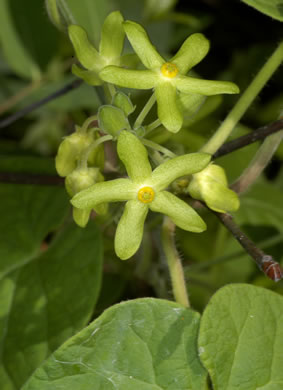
[199,284,283,389]
[23,298,207,390]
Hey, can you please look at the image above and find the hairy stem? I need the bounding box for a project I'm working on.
[201,41,283,154]
[162,217,190,307]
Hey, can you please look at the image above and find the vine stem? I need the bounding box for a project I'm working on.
[0,79,83,129]
[145,118,162,135]
[79,134,113,168]
[201,41,283,154]
[134,93,156,129]
[140,138,176,158]
[231,130,283,194]
[162,217,190,307]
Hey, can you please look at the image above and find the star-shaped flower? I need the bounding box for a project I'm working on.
[100,21,240,133]
[69,11,135,86]
[71,130,211,260]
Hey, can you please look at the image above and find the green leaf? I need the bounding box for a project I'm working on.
[23,298,207,390]
[199,284,283,389]
[0,221,103,390]
[241,0,283,22]
[234,180,283,232]
[0,183,69,278]
[0,0,58,80]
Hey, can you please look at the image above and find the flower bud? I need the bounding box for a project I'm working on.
[65,167,100,197]
[55,132,93,177]
[188,164,240,213]
[98,105,130,137]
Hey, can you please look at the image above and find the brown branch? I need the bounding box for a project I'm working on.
[0,79,83,129]
[213,119,283,159]
[216,212,283,282]
[0,172,64,186]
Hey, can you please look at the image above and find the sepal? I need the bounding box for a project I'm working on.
[98,106,131,137]
[112,91,135,116]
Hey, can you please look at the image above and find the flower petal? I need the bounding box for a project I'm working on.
[68,25,102,71]
[149,191,206,232]
[100,66,157,89]
[115,200,148,260]
[117,131,152,183]
[171,33,210,75]
[176,76,240,95]
[71,178,136,209]
[72,64,102,86]
[151,153,211,191]
[99,11,125,60]
[123,21,164,69]
[155,82,183,133]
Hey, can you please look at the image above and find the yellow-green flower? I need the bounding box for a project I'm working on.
[69,11,134,86]
[100,21,239,133]
[71,130,211,260]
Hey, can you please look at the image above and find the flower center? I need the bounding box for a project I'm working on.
[161,62,179,78]
[138,186,155,203]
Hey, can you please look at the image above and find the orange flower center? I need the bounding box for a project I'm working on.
[138,186,155,203]
[161,62,179,78]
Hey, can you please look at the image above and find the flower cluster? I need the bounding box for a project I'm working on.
[56,124,106,227]
[72,131,211,259]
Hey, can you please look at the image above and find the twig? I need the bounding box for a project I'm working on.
[231,130,283,194]
[216,212,283,282]
[0,172,64,186]
[0,79,83,129]
[213,119,283,159]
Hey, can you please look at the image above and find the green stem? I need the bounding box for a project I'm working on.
[134,93,156,129]
[80,115,98,133]
[145,118,162,135]
[140,138,176,158]
[162,217,190,307]
[57,0,77,25]
[103,83,116,103]
[201,41,283,154]
[231,130,283,194]
[79,134,113,168]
